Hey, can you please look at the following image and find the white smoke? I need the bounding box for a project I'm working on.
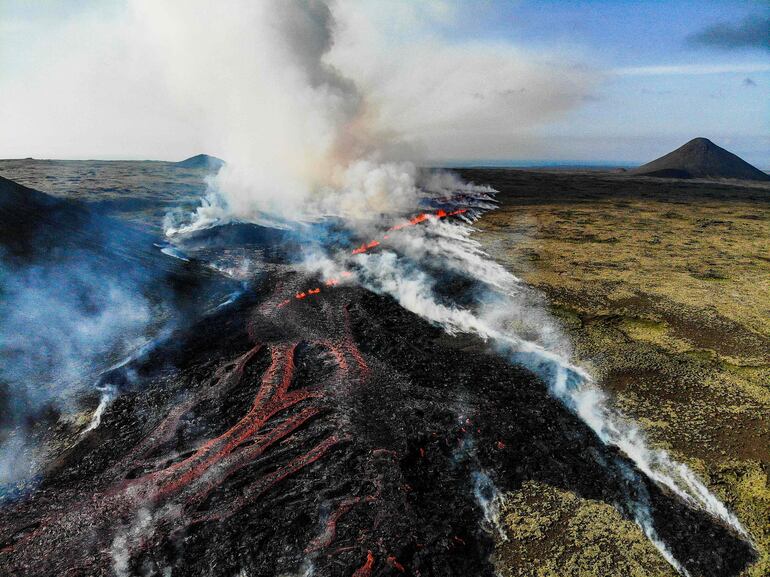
[472,470,508,542]
[277,560,316,577]
[303,212,751,573]
[150,0,595,231]
[329,1,600,161]
[82,385,116,434]
[0,257,154,486]
[111,507,155,577]
[0,1,597,229]
[139,0,404,231]
[616,461,692,577]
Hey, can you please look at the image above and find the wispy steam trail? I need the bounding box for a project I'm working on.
[291,196,752,572]
[472,470,508,542]
[0,256,156,486]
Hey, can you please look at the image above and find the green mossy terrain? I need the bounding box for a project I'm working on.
[494,481,678,577]
[470,170,770,576]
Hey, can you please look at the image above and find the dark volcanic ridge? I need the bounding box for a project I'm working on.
[630,137,770,181]
[0,271,757,577]
[0,174,234,305]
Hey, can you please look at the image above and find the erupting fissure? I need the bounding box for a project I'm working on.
[277,208,468,309]
[0,177,756,577]
[352,208,467,256]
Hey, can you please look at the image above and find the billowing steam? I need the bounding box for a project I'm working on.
[472,470,508,542]
[146,2,748,569]
[152,0,486,232]
[2,0,598,191]
[0,256,155,486]
[0,0,598,231]
[111,507,156,577]
[317,210,751,572]
[149,0,408,232]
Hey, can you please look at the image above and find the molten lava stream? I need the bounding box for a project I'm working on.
[112,344,265,476]
[1,278,378,576]
[275,208,470,311]
[94,337,352,570]
[143,339,352,520]
[353,550,375,577]
[145,344,310,498]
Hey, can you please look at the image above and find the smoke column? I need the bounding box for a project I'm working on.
[149,0,426,234]
[117,0,595,234]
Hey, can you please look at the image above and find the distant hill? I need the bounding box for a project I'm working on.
[175,154,225,170]
[630,138,770,181]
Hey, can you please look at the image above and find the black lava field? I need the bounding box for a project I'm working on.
[0,172,756,577]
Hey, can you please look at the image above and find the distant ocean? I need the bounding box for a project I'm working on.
[436,160,639,169]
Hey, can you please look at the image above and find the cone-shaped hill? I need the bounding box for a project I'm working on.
[175,154,225,170]
[630,138,769,181]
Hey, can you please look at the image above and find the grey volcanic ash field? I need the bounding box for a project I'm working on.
[0,160,763,577]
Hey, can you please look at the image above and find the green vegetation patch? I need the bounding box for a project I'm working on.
[494,481,678,577]
[475,178,770,576]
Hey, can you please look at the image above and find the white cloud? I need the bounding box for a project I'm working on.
[614,63,770,76]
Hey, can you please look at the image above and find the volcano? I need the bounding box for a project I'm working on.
[630,137,770,181]
[0,176,758,577]
[175,154,225,171]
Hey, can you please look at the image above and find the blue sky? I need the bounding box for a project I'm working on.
[441,0,769,165]
[456,1,762,65]
[0,0,767,165]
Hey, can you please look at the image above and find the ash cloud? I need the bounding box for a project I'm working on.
[688,15,770,51]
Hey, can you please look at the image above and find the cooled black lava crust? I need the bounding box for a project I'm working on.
[0,174,757,576]
[0,271,756,577]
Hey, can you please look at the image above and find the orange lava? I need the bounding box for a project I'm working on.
[277,207,468,310]
[386,555,405,573]
[352,551,375,577]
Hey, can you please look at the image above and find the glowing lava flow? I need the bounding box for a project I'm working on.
[305,495,371,553]
[144,343,326,505]
[350,208,467,257]
[276,208,468,309]
[0,321,372,576]
[276,272,354,308]
[352,550,375,577]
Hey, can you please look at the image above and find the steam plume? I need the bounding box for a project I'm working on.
[0,256,155,486]
[0,0,596,228]
[301,208,751,573]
